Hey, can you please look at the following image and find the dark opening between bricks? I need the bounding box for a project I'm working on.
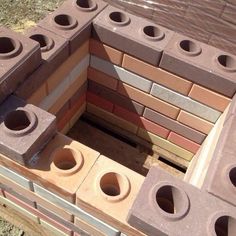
[30,34,54,52]
[217,55,236,71]
[179,39,201,56]
[4,110,32,131]
[156,185,184,214]
[53,148,77,170]
[76,0,97,10]
[0,37,16,54]
[214,215,236,236]
[229,167,236,187]
[109,11,130,25]
[100,172,125,196]
[143,26,164,40]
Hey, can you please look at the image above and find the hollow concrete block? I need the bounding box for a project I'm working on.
[0,27,41,103]
[92,5,174,65]
[0,95,56,165]
[160,33,236,97]
[127,166,236,236]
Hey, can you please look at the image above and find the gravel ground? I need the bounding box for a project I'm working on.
[0,216,24,236]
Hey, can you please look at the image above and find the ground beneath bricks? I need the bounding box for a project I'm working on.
[0,216,25,236]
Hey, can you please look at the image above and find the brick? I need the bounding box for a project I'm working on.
[40,219,70,236]
[168,132,200,154]
[47,40,89,93]
[90,55,152,93]
[69,103,86,129]
[0,27,41,103]
[87,92,114,112]
[0,95,56,165]
[127,166,236,236]
[33,184,120,236]
[160,33,236,97]
[38,0,107,53]
[88,80,144,115]
[144,108,206,144]
[87,67,118,90]
[70,82,88,108]
[177,110,214,135]
[89,38,123,65]
[0,189,4,197]
[151,83,221,123]
[222,3,236,24]
[93,5,174,65]
[87,103,138,134]
[137,128,194,161]
[117,82,180,119]
[27,83,48,106]
[76,155,145,236]
[189,84,231,112]
[122,54,192,95]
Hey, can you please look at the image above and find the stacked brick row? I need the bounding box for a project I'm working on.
[104,0,236,55]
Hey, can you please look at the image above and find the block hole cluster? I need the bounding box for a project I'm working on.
[54,14,78,30]
[0,37,22,59]
[214,215,236,236]
[76,0,97,11]
[30,34,54,52]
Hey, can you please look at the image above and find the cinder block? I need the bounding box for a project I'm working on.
[127,166,236,236]
[144,108,206,144]
[76,155,145,236]
[90,55,152,92]
[93,5,174,65]
[88,80,144,115]
[203,115,236,206]
[160,33,236,97]
[0,95,56,165]
[177,110,214,135]
[33,184,120,236]
[151,83,221,123]
[189,84,231,112]
[47,40,89,93]
[0,195,39,223]
[87,92,114,112]
[117,81,180,119]
[87,103,138,134]
[15,26,69,101]
[89,38,123,65]
[167,132,200,154]
[0,165,32,190]
[38,0,107,53]
[137,128,194,161]
[122,54,192,95]
[26,133,99,202]
[87,67,118,90]
[0,27,41,103]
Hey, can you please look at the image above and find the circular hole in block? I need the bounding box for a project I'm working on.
[214,215,236,236]
[178,39,202,56]
[53,14,78,30]
[0,37,22,59]
[51,146,84,176]
[216,55,236,72]
[98,172,131,202]
[153,183,189,220]
[109,11,130,26]
[75,0,97,11]
[142,25,165,41]
[30,34,54,52]
[4,109,37,136]
[229,167,236,187]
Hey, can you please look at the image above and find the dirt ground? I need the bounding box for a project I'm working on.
[0,1,65,235]
[0,0,64,32]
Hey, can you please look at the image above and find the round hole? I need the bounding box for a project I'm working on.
[53,14,78,30]
[29,34,54,52]
[75,0,97,11]
[153,183,189,220]
[229,167,236,187]
[98,172,131,202]
[178,39,202,56]
[217,55,236,72]
[214,215,236,236]
[142,25,165,41]
[108,11,130,26]
[3,109,37,136]
[51,146,84,176]
[0,37,22,59]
